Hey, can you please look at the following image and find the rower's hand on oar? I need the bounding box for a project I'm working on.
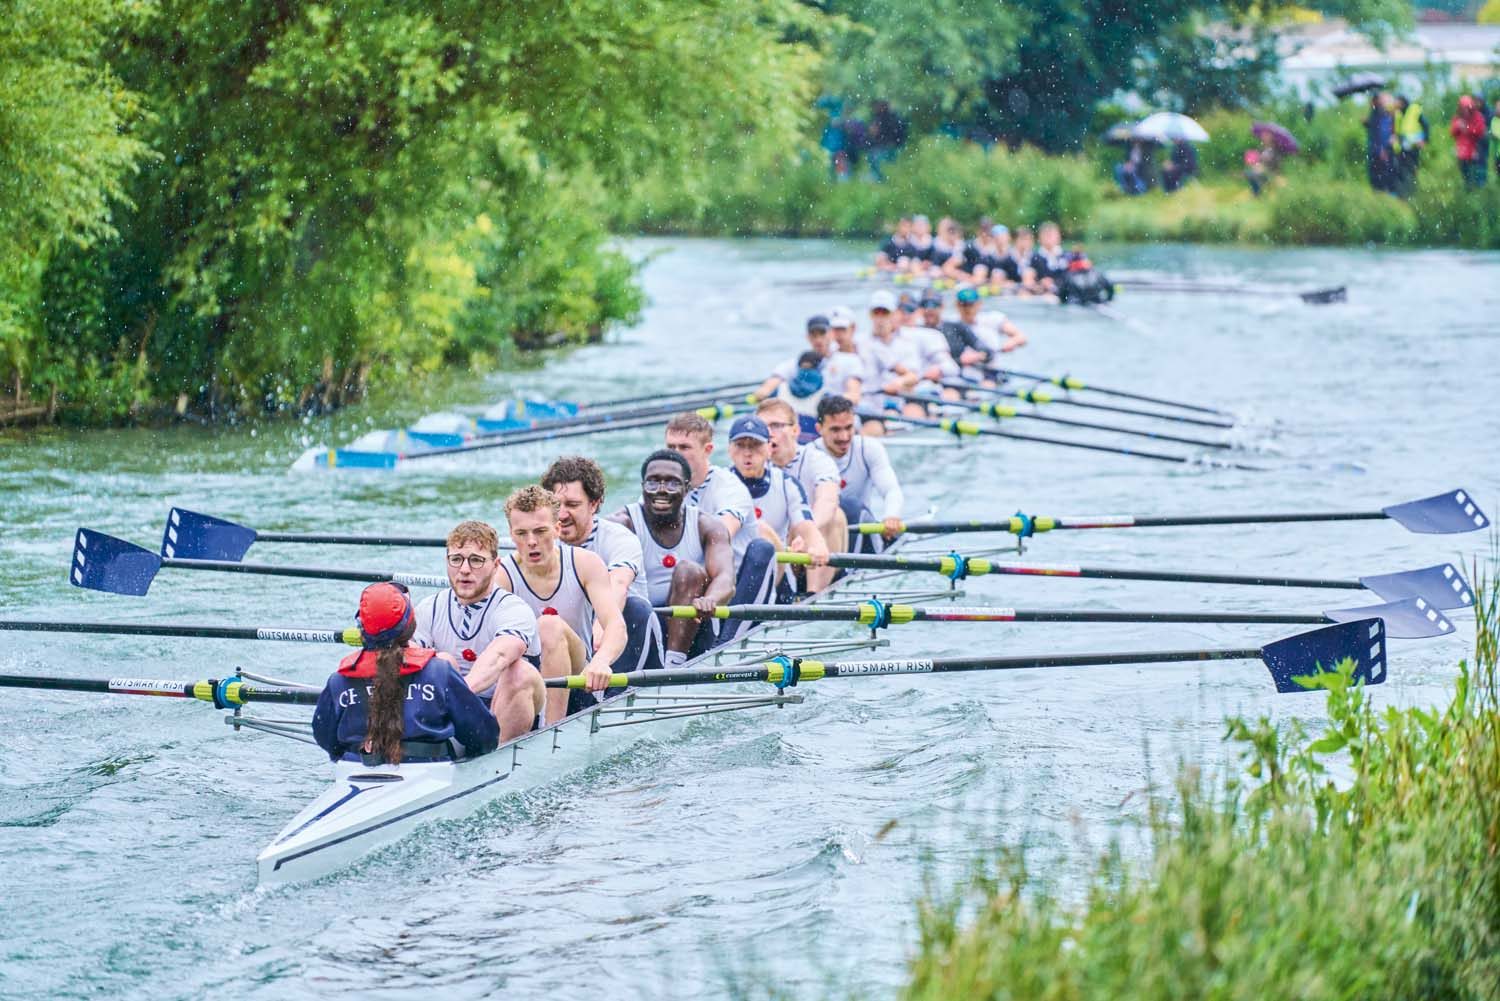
[691,596,719,620]
[582,655,614,693]
[790,536,830,567]
[882,517,904,540]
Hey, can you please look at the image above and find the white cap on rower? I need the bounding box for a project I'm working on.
[869,290,898,312]
[828,306,854,327]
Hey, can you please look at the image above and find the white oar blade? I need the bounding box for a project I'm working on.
[1359,564,1473,610]
[1323,598,1454,639]
[1382,488,1489,534]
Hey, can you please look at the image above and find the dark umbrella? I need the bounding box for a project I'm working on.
[1332,74,1385,98]
[1251,121,1300,155]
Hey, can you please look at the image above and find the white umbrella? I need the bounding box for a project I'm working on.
[1131,112,1210,144]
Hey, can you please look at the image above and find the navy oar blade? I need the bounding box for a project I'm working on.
[1359,563,1473,610]
[1262,618,1385,693]
[1383,488,1489,534]
[71,529,161,596]
[162,508,256,561]
[1324,597,1453,639]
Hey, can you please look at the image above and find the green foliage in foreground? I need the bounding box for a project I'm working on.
[904,569,1500,1001]
[611,137,1101,238]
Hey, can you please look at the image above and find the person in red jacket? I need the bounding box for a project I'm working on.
[1451,95,1488,188]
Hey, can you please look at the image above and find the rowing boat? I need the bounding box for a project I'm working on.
[255,530,945,884]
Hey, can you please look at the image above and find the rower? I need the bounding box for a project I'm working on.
[665,412,777,610]
[1009,227,1043,294]
[313,582,501,765]
[958,285,1025,367]
[827,306,866,409]
[412,520,544,741]
[540,455,663,673]
[812,394,905,553]
[498,486,627,725]
[906,288,961,389]
[757,397,847,584]
[1034,221,1069,293]
[751,314,865,438]
[987,225,1021,291]
[608,449,736,665]
[875,216,915,271]
[925,286,993,378]
[725,415,832,593]
[863,290,925,432]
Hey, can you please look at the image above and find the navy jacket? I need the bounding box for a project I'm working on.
[312,656,500,762]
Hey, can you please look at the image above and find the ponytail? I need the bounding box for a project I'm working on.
[366,645,408,765]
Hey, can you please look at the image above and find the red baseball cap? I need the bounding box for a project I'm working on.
[357,582,413,648]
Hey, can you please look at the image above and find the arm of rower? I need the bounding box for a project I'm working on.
[998,320,1027,352]
[577,551,627,690]
[842,375,863,405]
[606,566,636,610]
[718,511,744,539]
[811,480,839,530]
[791,519,829,562]
[464,634,529,696]
[867,440,905,536]
[751,375,782,403]
[699,517,736,610]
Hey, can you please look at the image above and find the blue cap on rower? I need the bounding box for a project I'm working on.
[918,289,943,308]
[728,415,771,443]
[869,289,897,313]
[806,314,830,332]
[956,285,980,304]
[897,291,918,313]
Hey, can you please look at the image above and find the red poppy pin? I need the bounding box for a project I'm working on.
[662,554,677,568]
[462,648,477,662]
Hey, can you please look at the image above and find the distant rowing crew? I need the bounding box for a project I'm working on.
[314,397,910,765]
[873,216,1113,304]
[752,290,1026,436]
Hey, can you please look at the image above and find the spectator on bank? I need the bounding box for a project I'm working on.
[1161,140,1198,193]
[1393,94,1428,198]
[842,116,869,178]
[1114,141,1154,196]
[868,100,908,182]
[1364,92,1396,193]
[817,96,849,180]
[1244,148,1267,196]
[1451,95,1488,188]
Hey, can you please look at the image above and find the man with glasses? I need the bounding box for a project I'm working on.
[498,486,627,726]
[413,520,544,741]
[756,397,846,589]
[609,449,738,666]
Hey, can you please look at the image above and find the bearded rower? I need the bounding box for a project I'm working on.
[812,394,905,552]
[665,412,776,609]
[413,520,544,742]
[541,455,663,674]
[498,486,627,726]
[609,449,737,665]
[756,398,846,587]
[724,415,832,593]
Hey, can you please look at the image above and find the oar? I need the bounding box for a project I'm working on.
[859,487,1490,539]
[159,508,506,561]
[0,672,319,706]
[1112,279,1348,305]
[549,618,1387,695]
[0,619,360,645]
[776,552,1475,611]
[947,380,1236,429]
[332,400,751,468]
[974,366,1236,418]
[655,596,1454,639]
[70,529,446,596]
[897,392,1233,450]
[576,381,760,412]
[863,412,1264,471]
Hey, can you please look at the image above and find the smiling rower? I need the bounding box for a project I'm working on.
[757,398,847,584]
[812,394,905,553]
[498,486,626,726]
[609,449,737,665]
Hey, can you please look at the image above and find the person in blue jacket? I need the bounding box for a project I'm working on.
[313,582,500,765]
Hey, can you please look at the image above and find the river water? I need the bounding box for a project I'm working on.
[1,238,1497,1000]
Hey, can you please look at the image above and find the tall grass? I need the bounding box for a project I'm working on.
[904,561,1500,1000]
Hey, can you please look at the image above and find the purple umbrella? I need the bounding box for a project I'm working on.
[1252,121,1300,155]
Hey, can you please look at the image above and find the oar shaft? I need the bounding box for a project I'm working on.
[408,403,747,460]
[580,381,758,412]
[254,532,448,547]
[160,557,447,588]
[0,620,357,644]
[988,366,1235,417]
[0,673,320,705]
[950,381,1233,428]
[878,511,1387,536]
[906,394,1231,449]
[660,603,1330,626]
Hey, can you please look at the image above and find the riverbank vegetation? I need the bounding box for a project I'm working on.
[902,565,1500,1000]
[1,0,816,424]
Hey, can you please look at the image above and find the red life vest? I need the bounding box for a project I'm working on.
[338,646,436,679]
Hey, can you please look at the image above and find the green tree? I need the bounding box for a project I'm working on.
[0,0,151,407]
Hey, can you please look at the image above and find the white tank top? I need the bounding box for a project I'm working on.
[412,588,540,697]
[627,501,706,605]
[735,465,810,541]
[499,543,596,658]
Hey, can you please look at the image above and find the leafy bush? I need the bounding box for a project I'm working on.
[905,566,1500,1001]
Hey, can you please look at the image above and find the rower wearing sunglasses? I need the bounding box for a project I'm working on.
[412,520,545,741]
